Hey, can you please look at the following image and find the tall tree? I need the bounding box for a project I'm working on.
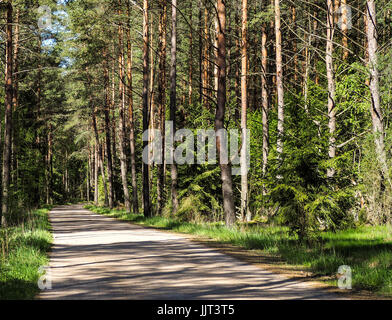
[366,0,390,186]
[326,0,337,178]
[275,0,284,175]
[103,48,114,208]
[1,0,13,227]
[216,0,235,227]
[240,0,249,221]
[170,0,179,214]
[126,2,138,214]
[142,0,151,217]
[157,0,167,215]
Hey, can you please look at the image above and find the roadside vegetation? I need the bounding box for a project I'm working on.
[85,204,392,297]
[0,207,52,300]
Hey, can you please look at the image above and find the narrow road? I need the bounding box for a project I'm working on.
[39,205,344,300]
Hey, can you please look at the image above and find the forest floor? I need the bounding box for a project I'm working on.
[38,204,348,300]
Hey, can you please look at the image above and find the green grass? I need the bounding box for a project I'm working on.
[85,204,392,297]
[0,207,53,300]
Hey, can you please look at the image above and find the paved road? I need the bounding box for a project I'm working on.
[38,205,344,300]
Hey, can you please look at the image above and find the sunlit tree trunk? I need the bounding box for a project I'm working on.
[157,0,167,215]
[366,0,390,185]
[261,22,269,195]
[275,0,284,176]
[118,0,131,212]
[341,0,349,61]
[326,0,337,178]
[240,0,249,221]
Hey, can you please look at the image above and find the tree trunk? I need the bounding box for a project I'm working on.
[11,8,19,192]
[94,143,99,205]
[126,3,139,214]
[92,110,108,206]
[1,1,13,227]
[275,0,284,176]
[326,0,337,178]
[118,0,131,212]
[188,2,193,106]
[170,0,179,215]
[261,22,269,195]
[142,0,151,217]
[240,0,249,221]
[341,0,349,61]
[157,0,167,215]
[366,0,390,185]
[103,48,114,208]
[216,0,236,227]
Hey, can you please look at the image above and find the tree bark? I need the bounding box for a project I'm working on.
[1,1,13,227]
[157,0,167,215]
[261,22,269,195]
[94,143,99,205]
[341,0,349,61]
[170,0,179,215]
[240,0,249,221]
[216,0,236,227]
[275,0,284,176]
[366,0,390,185]
[326,0,337,178]
[126,3,139,214]
[142,0,151,217]
[103,48,114,208]
[118,0,131,212]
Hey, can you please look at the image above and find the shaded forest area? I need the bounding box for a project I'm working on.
[1,0,392,240]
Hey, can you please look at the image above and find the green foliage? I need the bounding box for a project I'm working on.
[0,208,52,300]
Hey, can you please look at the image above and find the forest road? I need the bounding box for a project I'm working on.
[38,205,346,300]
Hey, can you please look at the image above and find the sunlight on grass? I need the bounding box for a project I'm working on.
[0,208,52,300]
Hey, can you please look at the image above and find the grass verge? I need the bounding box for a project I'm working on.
[85,204,392,297]
[0,206,53,300]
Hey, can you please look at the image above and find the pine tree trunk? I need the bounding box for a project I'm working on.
[261,22,269,195]
[341,0,349,60]
[366,0,390,185]
[326,0,337,178]
[94,143,99,205]
[142,0,151,217]
[118,1,131,212]
[275,0,284,176]
[103,48,114,208]
[1,1,13,227]
[157,0,167,215]
[188,2,193,106]
[240,0,249,221]
[170,0,179,215]
[216,0,236,227]
[126,3,139,214]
